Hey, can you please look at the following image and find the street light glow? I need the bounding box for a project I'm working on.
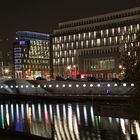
[5,68,9,74]
[67,66,71,70]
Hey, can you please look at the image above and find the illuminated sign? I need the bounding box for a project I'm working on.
[19,41,27,45]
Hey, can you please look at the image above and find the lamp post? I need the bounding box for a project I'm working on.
[4,68,9,75]
[73,65,76,79]
[118,64,125,79]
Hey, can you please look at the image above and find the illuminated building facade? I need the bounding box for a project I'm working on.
[53,7,140,79]
[13,31,51,79]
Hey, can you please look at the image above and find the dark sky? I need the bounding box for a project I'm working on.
[0,0,140,52]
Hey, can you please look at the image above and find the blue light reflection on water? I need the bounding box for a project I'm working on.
[0,100,140,140]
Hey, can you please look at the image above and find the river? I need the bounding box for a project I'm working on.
[0,99,140,140]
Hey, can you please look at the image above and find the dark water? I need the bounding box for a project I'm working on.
[0,99,140,140]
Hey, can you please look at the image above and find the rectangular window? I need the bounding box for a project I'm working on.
[97,39,101,46]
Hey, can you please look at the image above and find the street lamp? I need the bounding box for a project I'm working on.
[67,65,71,70]
[73,65,76,79]
[67,65,71,77]
[4,68,9,75]
[119,64,123,69]
[118,64,125,79]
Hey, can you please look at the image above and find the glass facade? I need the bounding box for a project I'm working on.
[53,7,140,79]
[13,31,50,80]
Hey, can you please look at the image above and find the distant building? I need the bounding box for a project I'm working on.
[13,31,51,79]
[0,51,3,77]
[52,7,140,79]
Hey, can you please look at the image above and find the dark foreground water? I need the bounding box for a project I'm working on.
[0,99,140,140]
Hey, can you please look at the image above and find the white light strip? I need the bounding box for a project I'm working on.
[21,104,24,119]
[49,104,53,123]
[76,104,80,125]
[83,105,88,126]
[32,104,35,121]
[6,104,10,126]
[90,106,94,127]
[38,104,42,121]
[16,104,19,120]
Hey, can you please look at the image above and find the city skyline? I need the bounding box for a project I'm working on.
[1,0,140,37]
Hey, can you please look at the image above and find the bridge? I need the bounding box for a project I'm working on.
[0,79,134,97]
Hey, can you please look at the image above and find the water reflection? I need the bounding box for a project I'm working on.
[0,100,140,140]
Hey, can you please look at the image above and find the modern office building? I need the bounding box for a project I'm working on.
[52,7,140,79]
[13,31,51,79]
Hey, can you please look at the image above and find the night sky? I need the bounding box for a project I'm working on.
[0,0,140,53]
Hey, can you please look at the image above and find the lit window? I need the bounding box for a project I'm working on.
[137,24,139,31]
[72,57,74,63]
[94,31,96,38]
[62,58,64,64]
[130,25,133,32]
[74,50,76,56]
[69,35,71,41]
[124,44,127,49]
[76,42,78,47]
[83,33,86,39]
[90,40,93,47]
[74,34,76,40]
[71,42,74,47]
[109,37,112,44]
[115,36,118,43]
[81,41,84,47]
[78,34,81,40]
[88,32,91,38]
[112,28,114,35]
[118,27,120,33]
[97,39,101,46]
[106,29,109,36]
[134,34,137,39]
[64,36,66,42]
[86,40,88,47]
[124,26,126,32]
[104,38,106,45]
[101,30,103,37]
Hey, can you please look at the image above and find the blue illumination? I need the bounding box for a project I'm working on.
[16,31,50,41]
[19,41,27,45]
